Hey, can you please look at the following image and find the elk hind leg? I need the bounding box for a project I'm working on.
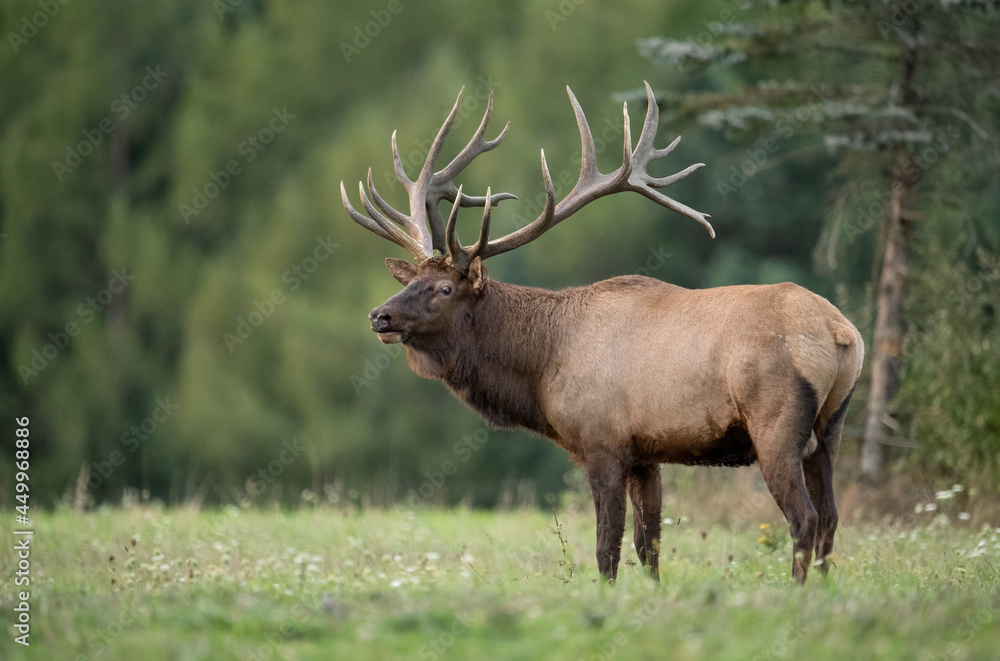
[803,383,855,574]
[752,375,820,583]
[627,463,662,581]
[802,444,836,575]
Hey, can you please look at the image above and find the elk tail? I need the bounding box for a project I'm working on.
[828,320,858,348]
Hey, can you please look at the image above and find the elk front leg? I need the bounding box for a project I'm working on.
[585,455,628,584]
[627,464,662,581]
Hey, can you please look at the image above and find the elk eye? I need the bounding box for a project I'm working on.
[440,285,452,295]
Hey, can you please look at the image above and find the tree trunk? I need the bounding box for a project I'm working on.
[861,145,916,482]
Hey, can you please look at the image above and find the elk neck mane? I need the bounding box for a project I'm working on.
[405,279,576,438]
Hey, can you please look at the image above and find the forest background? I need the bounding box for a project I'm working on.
[1,0,998,512]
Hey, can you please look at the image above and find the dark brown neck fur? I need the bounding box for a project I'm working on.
[405,280,571,438]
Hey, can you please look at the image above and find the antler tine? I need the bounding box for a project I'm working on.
[620,101,634,183]
[567,86,604,189]
[446,185,497,271]
[425,91,517,255]
[399,86,468,250]
[341,181,394,242]
[476,150,556,260]
[629,81,715,238]
[390,131,414,190]
[341,180,430,259]
[472,82,712,261]
[356,180,431,258]
[344,88,472,261]
[472,187,493,254]
[445,185,465,262]
[366,169,425,240]
[437,91,509,181]
[344,82,712,267]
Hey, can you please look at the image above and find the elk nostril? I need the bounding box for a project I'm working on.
[374,312,392,331]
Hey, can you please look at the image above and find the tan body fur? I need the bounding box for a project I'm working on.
[378,259,863,583]
[347,83,864,583]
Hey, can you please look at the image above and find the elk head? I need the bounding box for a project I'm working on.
[341,82,715,345]
[368,254,487,346]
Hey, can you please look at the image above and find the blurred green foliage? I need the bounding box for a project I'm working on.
[898,229,1000,490]
[0,0,997,507]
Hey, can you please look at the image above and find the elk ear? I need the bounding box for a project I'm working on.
[467,257,488,296]
[385,257,418,285]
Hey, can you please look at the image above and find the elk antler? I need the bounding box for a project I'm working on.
[340,87,516,261]
[450,81,713,269]
[344,82,713,270]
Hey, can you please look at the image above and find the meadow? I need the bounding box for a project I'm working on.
[2,483,999,661]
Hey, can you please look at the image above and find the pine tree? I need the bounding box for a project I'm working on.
[637,0,1000,481]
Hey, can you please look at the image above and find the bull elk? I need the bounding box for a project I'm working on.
[341,82,864,583]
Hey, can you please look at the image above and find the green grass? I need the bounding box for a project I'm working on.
[2,504,998,660]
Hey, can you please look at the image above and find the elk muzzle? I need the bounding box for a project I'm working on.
[369,306,407,344]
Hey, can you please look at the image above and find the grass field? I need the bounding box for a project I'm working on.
[2,493,999,661]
